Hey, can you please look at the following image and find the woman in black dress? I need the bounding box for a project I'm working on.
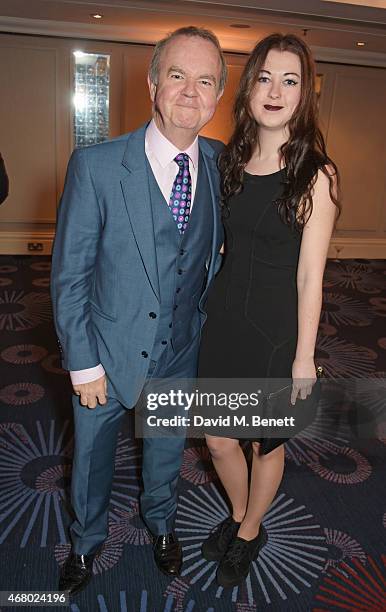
[198,34,340,587]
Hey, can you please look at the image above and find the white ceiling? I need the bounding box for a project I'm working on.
[0,0,385,57]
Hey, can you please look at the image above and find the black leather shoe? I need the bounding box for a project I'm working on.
[217,524,267,588]
[153,533,182,577]
[59,551,94,595]
[202,515,241,561]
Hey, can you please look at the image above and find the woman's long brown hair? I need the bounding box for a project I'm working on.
[219,33,340,228]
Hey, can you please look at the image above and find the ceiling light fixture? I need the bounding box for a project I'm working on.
[230,23,251,29]
[356,41,365,46]
[92,14,103,19]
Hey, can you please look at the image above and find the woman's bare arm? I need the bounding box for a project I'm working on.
[291,168,338,403]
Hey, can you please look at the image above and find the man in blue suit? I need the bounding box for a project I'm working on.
[51,26,226,594]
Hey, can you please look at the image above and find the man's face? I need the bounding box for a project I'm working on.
[149,35,223,141]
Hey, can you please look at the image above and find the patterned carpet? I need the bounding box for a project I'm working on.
[0,256,385,611]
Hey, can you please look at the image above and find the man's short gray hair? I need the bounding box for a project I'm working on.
[149,26,227,93]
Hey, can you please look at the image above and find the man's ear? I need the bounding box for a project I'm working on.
[148,74,156,102]
[216,88,224,103]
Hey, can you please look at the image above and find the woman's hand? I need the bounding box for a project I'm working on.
[291,358,317,405]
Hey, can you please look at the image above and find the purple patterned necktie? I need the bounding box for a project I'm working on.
[168,153,192,233]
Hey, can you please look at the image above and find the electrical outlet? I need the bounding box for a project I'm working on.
[28,242,44,252]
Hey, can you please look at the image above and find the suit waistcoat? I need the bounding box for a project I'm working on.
[146,152,214,359]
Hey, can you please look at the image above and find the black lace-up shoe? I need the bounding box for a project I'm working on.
[59,551,95,595]
[153,533,182,576]
[201,516,241,562]
[217,524,267,587]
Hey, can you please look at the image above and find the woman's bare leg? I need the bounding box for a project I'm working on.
[205,435,248,522]
[237,443,285,540]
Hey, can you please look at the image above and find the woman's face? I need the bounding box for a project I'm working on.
[249,49,302,132]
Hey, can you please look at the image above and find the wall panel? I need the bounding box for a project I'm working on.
[200,56,245,142]
[325,70,386,234]
[0,34,385,257]
[122,45,153,133]
[0,44,57,224]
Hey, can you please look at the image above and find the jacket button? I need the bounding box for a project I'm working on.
[180,249,185,255]
[174,305,178,310]
[149,312,157,319]
[176,288,181,293]
[161,340,167,345]
[169,323,172,328]
[141,351,148,358]
[177,269,183,275]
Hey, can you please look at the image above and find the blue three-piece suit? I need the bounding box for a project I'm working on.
[51,124,223,554]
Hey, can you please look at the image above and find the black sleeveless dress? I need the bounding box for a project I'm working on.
[198,169,303,439]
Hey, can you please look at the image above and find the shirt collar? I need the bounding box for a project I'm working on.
[145,119,199,170]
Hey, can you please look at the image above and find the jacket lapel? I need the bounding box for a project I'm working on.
[198,138,223,291]
[120,126,160,302]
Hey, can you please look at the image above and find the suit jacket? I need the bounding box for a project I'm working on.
[51,124,224,408]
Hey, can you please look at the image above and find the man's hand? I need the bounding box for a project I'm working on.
[73,375,107,409]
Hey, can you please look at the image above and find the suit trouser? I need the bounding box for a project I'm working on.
[70,338,199,555]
